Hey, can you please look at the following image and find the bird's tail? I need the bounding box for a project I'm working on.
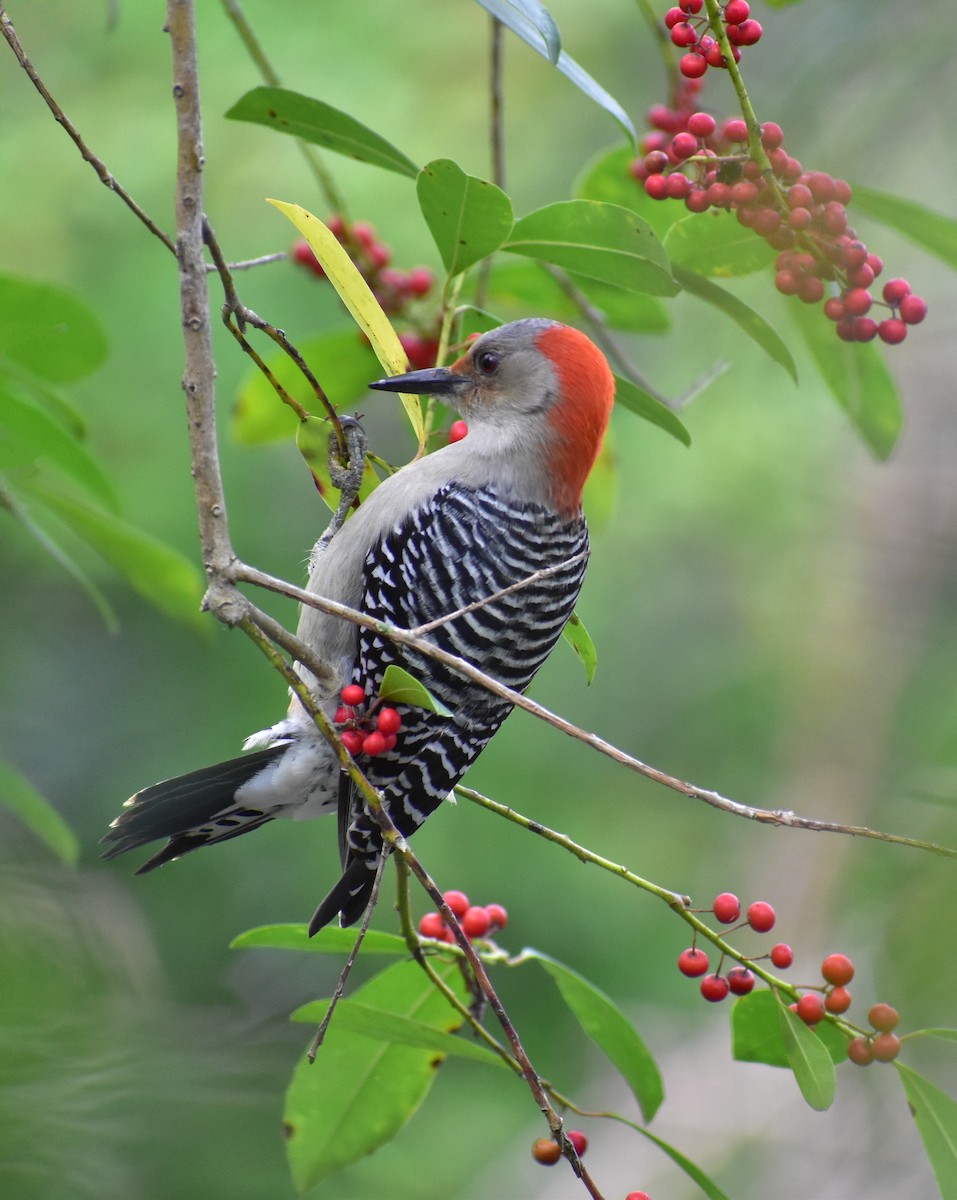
[308,856,378,935]
[100,745,288,873]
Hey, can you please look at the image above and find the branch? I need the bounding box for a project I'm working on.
[0,4,176,255]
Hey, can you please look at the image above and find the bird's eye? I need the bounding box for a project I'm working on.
[475,350,500,376]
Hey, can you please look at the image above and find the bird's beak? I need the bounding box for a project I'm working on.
[369,366,469,397]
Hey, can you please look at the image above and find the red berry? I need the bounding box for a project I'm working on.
[770,943,793,969]
[644,174,670,201]
[625,1194,652,1200]
[680,52,708,79]
[899,294,927,324]
[878,318,908,345]
[836,317,859,342]
[685,188,710,213]
[724,0,750,22]
[664,7,685,29]
[853,317,879,342]
[485,902,508,930]
[825,986,852,1015]
[362,730,387,757]
[418,911,447,940]
[341,684,365,707]
[405,266,434,296]
[868,1003,900,1033]
[795,993,826,1025]
[671,131,699,160]
[667,173,692,200]
[643,150,670,175]
[760,121,784,150]
[678,947,710,978]
[448,419,468,443]
[706,182,732,208]
[823,297,845,321]
[687,111,716,138]
[376,707,402,736]
[679,0,703,11]
[727,966,755,995]
[351,221,376,250]
[847,1036,874,1066]
[701,974,730,1002]
[723,118,748,142]
[442,890,470,919]
[713,892,741,924]
[882,277,911,305]
[736,18,762,44]
[671,22,698,48]
[531,1138,562,1166]
[291,239,323,275]
[871,1032,901,1062]
[333,705,354,725]
[746,901,776,933]
[399,332,440,370]
[847,263,875,289]
[842,288,872,317]
[462,906,491,938]
[340,729,364,756]
[820,953,854,987]
[567,1130,588,1157]
[798,276,825,304]
[730,180,758,206]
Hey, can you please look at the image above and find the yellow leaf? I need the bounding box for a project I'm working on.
[267,199,425,450]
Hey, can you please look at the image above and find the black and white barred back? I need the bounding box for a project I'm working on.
[334,481,589,895]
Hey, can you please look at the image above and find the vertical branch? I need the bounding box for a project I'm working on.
[166,0,237,596]
[474,14,505,314]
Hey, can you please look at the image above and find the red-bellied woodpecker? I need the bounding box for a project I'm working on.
[101,318,615,932]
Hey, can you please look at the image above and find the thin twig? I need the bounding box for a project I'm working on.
[0,5,176,255]
[205,251,287,272]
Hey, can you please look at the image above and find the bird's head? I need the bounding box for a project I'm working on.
[370,319,615,513]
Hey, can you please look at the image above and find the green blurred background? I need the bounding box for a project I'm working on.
[1,1,956,1197]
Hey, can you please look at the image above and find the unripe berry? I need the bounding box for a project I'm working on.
[727,966,755,995]
[795,993,825,1025]
[713,892,741,924]
[825,986,852,1015]
[419,911,447,940]
[700,974,730,1002]
[448,419,469,443]
[462,906,491,938]
[847,1036,874,1066]
[362,730,387,757]
[868,1003,899,1033]
[678,947,710,977]
[486,902,509,930]
[679,52,708,79]
[442,890,470,918]
[376,707,402,736]
[531,1138,562,1166]
[746,901,776,933]
[821,953,855,987]
[341,684,365,707]
[871,1032,901,1062]
[567,1130,588,1156]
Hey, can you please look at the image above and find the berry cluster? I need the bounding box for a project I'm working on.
[418,889,508,943]
[847,1004,902,1066]
[677,893,779,1002]
[665,0,762,80]
[334,683,402,758]
[291,215,441,368]
[531,1129,588,1166]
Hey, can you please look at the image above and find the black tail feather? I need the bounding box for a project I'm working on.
[308,857,377,935]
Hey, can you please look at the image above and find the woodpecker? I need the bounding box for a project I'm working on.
[101,318,615,933]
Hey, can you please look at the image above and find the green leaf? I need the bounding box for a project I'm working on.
[379,665,453,718]
[776,993,837,1111]
[562,610,597,683]
[232,329,382,446]
[788,298,902,458]
[664,210,777,278]
[474,0,561,62]
[225,87,418,178]
[231,923,409,955]
[530,953,663,1122]
[17,478,204,625]
[633,1125,732,1200]
[504,201,678,297]
[732,990,846,1068]
[614,375,691,446]
[909,1028,957,1045]
[0,759,79,865]
[291,999,508,1069]
[673,265,799,383]
[896,1062,957,1199]
[284,958,467,1192]
[851,185,957,270]
[0,386,118,511]
[574,145,675,241]
[416,160,514,278]
[0,274,108,384]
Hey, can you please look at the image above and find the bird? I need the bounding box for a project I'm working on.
[101,318,616,933]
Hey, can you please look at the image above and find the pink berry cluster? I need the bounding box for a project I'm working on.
[677,892,780,1002]
[292,216,441,368]
[665,0,762,80]
[418,889,508,943]
[531,1129,587,1167]
[334,683,402,758]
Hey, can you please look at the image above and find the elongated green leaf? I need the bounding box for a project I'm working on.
[0,759,78,865]
[852,185,957,270]
[504,201,678,297]
[561,610,597,684]
[474,0,561,63]
[634,1125,731,1200]
[226,87,418,177]
[732,990,846,1067]
[291,998,508,1069]
[0,387,118,511]
[0,274,108,384]
[231,923,410,955]
[379,665,452,718]
[664,210,777,278]
[614,375,691,446]
[788,297,902,458]
[284,959,467,1192]
[776,994,836,1111]
[531,953,663,1121]
[416,160,513,277]
[673,265,799,383]
[18,478,204,624]
[896,1062,957,1198]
